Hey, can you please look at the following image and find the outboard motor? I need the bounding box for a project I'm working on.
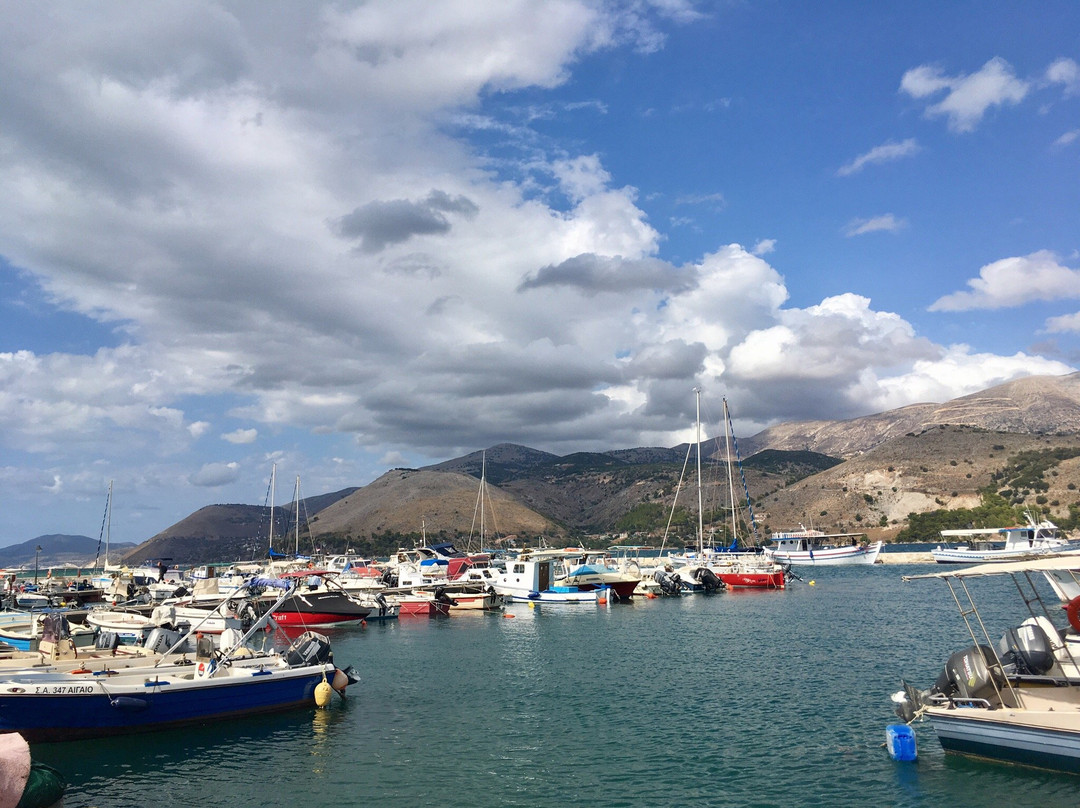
[95,630,121,653]
[694,567,723,592]
[998,620,1056,676]
[933,645,1003,700]
[143,626,193,655]
[655,570,683,596]
[375,592,389,617]
[434,587,459,607]
[284,630,333,668]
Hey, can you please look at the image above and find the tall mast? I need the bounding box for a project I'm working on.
[695,388,704,555]
[480,451,486,551]
[268,463,276,555]
[294,475,301,556]
[105,479,113,567]
[724,398,738,546]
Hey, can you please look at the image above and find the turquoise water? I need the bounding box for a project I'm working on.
[31,566,1080,807]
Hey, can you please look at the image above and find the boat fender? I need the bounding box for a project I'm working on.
[1066,596,1080,633]
[314,679,333,708]
[110,697,149,711]
[70,669,92,675]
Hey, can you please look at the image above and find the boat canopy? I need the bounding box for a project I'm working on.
[903,555,1080,581]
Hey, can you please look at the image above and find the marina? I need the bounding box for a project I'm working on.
[14,561,1080,808]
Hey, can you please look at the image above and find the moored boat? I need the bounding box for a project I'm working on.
[764,527,883,566]
[0,577,361,742]
[931,515,1080,563]
[893,556,1080,772]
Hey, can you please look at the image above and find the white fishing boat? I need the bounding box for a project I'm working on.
[931,515,1080,563]
[764,527,883,566]
[892,556,1080,772]
[492,553,603,604]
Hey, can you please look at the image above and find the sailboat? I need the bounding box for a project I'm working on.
[667,391,787,590]
[89,481,124,592]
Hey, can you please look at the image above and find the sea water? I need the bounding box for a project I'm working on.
[31,565,1080,807]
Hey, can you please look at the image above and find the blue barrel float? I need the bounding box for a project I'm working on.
[886,724,917,761]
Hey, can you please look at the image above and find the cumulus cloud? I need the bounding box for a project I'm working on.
[1046,57,1080,96]
[837,138,919,176]
[900,57,1028,132]
[929,250,1080,311]
[332,191,479,253]
[843,214,906,237]
[752,239,776,256]
[189,461,241,487]
[518,254,693,295]
[222,428,258,444]
[1046,312,1080,334]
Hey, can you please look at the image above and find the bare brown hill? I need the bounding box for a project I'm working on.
[753,425,1080,540]
[308,468,561,544]
[741,372,1080,458]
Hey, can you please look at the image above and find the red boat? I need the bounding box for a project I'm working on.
[271,571,373,626]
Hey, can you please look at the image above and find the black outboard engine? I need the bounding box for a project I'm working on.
[654,570,682,596]
[998,620,1056,676]
[434,587,459,607]
[284,630,333,668]
[694,567,723,592]
[932,645,1003,700]
[375,592,388,617]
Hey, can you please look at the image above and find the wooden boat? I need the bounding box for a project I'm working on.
[931,515,1080,563]
[893,556,1080,772]
[764,527,883,565]
[0,578,360,742]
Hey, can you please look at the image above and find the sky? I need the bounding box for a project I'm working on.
[1,1,1079,546]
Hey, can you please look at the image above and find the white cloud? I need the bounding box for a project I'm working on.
[752,239,776,256]
[1046,57,1080,96]
[1045,312,1080,333]
[1054,129,1080,148]
[843,214,906,237]
[900,57,1029,132]
[188,461,241,487]
[188,421,211,439]
[222,428,258,444]
[930,250,1080,311]
[837,138,919,176]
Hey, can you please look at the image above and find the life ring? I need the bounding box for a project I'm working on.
[197,662,207,674]
[1066,596,1080,633]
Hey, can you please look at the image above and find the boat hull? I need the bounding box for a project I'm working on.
[931,546,1080,564]
[716,571,786,589]
[271,591,372,626]
[765,541,883,566]
[0,665,332,742]
[927,709,1080,773]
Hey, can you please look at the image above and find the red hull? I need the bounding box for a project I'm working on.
[718,572,786,589]
[271,611,368,626]
[398,599,450,616]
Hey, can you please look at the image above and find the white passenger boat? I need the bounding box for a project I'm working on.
[931,515,1080,563]
[764,527,883,566]
[893,556,1080,772]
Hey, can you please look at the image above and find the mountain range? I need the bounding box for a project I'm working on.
[12,372,1080,567]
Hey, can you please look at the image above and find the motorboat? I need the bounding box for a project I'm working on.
[931,515,1080,563]
[270,571,373,627]
[492,554,604,604]
[892,556,1080,772]
[764,527,883,565]
[0,577,361,742]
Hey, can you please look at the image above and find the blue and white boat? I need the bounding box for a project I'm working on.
[493,553,604,603]
[0,577,360,742]
[931,515,1080,564]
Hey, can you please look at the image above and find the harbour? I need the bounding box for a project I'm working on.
[20,562,1080,808]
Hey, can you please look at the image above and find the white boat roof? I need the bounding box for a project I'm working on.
[903,554,1080,581]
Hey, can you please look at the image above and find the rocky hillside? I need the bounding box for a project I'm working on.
[89,371,1080,564]
[739,372,1080,458]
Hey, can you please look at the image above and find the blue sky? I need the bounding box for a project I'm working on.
[1,1,1078,545]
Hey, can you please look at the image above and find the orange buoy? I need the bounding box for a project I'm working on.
[502,613,515,619]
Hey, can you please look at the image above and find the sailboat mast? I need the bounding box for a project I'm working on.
[294,475,300,556]
[480,451,486,552]
[724,398,738,546]
[694,388,704,554]
[105,479,113,567]
[268,463,276,555]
